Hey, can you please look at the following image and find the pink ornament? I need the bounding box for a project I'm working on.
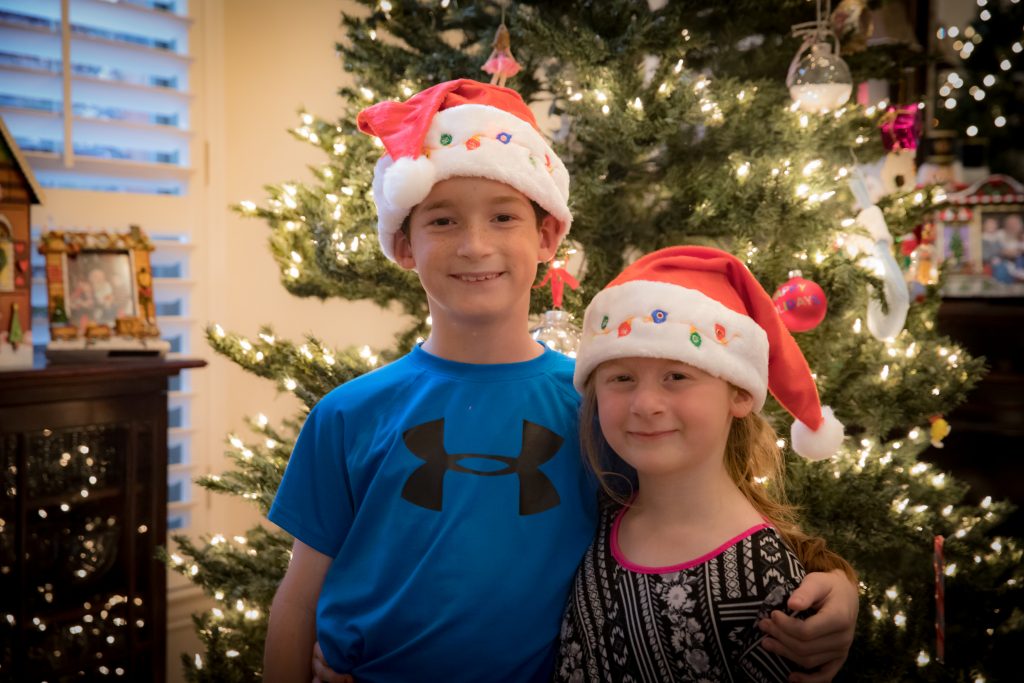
[879,104,921,152]
[481,24,521,88]
[772,275,828,332]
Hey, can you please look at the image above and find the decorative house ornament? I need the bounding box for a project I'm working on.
[936,175,1024,297]
[0,115,44,369]
[38,225,170,362]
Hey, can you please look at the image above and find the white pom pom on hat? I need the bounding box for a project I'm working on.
[791,406,845,461]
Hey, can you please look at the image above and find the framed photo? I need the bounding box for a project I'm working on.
[937,175,1024,298]
[38,226,159,341]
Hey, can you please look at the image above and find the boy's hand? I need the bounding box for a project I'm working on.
[758,569,858,683]
[312,641,353,683]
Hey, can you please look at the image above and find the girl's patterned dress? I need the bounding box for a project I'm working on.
[555,502,806,683]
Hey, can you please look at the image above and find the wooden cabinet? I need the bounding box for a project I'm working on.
[932,298,1024,535]
[0,359,204,682]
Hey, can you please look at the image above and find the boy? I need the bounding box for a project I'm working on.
[265,80,858,683]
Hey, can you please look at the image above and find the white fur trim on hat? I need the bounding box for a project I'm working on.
[372,104,572,262]
[573,280,770,408]
[383,156,436,211]
[790,405,845,460]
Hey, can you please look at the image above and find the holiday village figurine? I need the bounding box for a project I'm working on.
[0,116,44,369]
[908,223,939,287]
[481,9,521,88]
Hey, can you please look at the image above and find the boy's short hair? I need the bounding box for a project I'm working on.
[357,79,572,262]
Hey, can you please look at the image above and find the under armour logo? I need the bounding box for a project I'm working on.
[401,419,563,516]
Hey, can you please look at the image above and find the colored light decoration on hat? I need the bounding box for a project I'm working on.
[786,0,853,113]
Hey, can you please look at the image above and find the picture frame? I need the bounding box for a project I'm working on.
[38,226,167,360]
[936,175,1024,298]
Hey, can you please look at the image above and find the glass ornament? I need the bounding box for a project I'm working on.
[529,310,581,357]
[789,42,853,113]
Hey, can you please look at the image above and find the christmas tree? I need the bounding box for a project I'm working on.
[932,0,1024,179]
[168,2,1022,681]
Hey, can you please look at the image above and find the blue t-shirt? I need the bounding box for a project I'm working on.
[269,344,599,682]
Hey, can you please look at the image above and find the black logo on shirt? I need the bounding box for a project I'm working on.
[401,419,562,516]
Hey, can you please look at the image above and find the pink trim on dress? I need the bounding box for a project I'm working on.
[610,505,771,575]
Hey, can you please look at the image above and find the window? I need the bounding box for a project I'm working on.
[0,0,192,195]
[10,0,204,538]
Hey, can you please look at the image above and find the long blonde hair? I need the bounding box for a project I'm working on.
[579,376,855,579]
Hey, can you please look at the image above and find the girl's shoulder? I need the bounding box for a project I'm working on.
[724,525,807,582]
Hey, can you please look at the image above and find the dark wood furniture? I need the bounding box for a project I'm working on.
[930,298,1024,535]
[0,358,204,682]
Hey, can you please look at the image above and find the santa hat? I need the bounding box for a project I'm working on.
[573,246,844,461]
[356,79,572,262]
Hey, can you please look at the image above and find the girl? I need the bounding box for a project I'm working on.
[555,245,855,682]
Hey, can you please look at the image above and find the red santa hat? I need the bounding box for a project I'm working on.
[573,246,844,461]
[357,79,572,261]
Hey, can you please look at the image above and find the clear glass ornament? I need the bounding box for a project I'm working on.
[789,42,853,113]
[529,309,581,357]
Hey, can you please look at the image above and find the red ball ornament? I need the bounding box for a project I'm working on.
[772,274,828,332]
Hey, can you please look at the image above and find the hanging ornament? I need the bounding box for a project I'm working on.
[481,6,521,88]
[879,105,922,152]
[908,223,939,287]
[531,254,582,356]
[860,207,910,340]
[534,260,580,310]
[772,272,828,332]
[897,233,918,270]
[830,0,873,54]
[787,0,853,113]
[530,310,581,357]
[929,415,951,448]
[7,302,24,349]
[849,176,910,341]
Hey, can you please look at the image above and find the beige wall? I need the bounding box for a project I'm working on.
[220,0,407,455]
[167,1,408,679]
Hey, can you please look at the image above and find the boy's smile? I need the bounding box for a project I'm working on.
[451,271,504,283]
[394,177,560,335]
